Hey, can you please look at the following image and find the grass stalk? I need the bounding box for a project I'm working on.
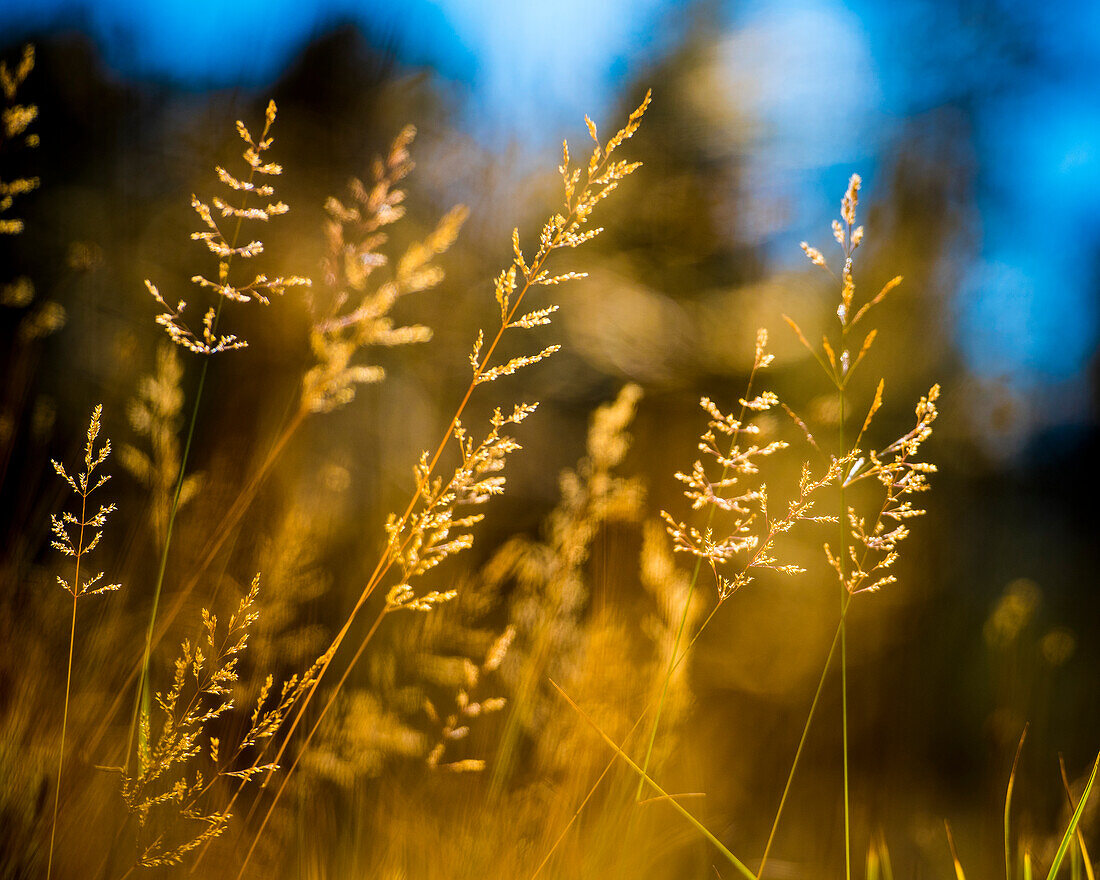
[231,113,650,871]
[46,488,86,880]
[838,383,851,880]
[758,593,852,877]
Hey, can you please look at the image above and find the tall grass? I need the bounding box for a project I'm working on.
[0,38,1096,880]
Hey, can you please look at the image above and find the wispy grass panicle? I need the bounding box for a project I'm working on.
[236,98,649,875]
[303,126,468,413]
[119,575,325,868]
[424,625,514,773]
[50,405,120,598]
[0,44,39,236]
[119,343,203,545]
[825,383,940,595]
[470,90,650,390]
[788,172,940,598]
[47,405,120,880]
[146,100,310,355]
[661,329,838,601]
[384,402,539,613]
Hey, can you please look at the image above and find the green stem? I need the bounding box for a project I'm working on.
[552,680,757,880]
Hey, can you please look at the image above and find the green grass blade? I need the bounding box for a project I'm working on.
[1046,752,1100,880]
[550,679,757,880]
[1060,754,1097,880]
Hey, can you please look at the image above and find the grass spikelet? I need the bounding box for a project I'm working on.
[118,575,323,869]
[146,100,310,355]
[303,126,468,414]
[119,343,203,545]
[0,44,39,236]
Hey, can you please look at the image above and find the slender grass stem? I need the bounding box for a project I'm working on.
[1005,725,1029,880]
[758,594,851,878]
[839,386,851,880]
[47,486,86,880]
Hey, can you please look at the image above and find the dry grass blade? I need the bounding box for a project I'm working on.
[1006,724,1029,880]
[944,820,968,880]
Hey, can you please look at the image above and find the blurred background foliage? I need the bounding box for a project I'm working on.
[1,0,1098,876]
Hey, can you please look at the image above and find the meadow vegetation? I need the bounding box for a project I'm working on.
[0,38,1097,880]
